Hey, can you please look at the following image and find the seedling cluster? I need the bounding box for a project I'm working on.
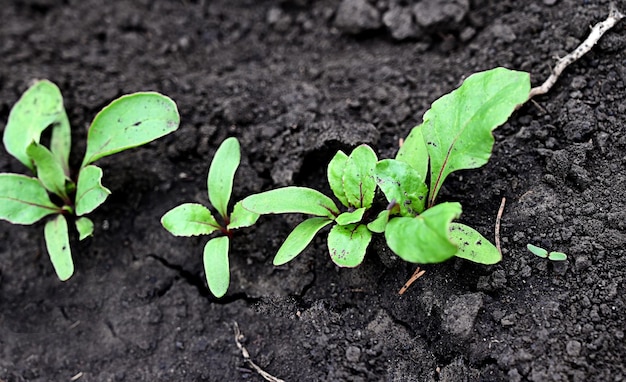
[1,68,534,297]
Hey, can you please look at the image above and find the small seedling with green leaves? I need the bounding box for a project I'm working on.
[527,244,567,261]
[0,80,180,281]
[242,67,530,269]
[161,137,259,298]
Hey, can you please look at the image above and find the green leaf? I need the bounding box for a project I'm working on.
[375,159,428,216]
[548,251,567,261]
[385,202,462,263]
[26,142,68,199]
[396,124,428,181]
[161,203,221,236]
[274,217,333,266]
[343,145,378,209]
[75,165,111,216]
[0,173,60,224]
[75,217,94,240]
[44,214,74,281]
[527,243,548,258]
[50,111,71,177]
[242,187,340,219]
[327,150,349,208]
[423,68,530,206]
[335,207,367,226]
[367,210,389,233]
[81,92,180,167]
[449,223,501,265]
[227,200,260,230]
[208,137,240,219]
[3,80,69,172]
[327,223,372,267]
[203,236,230,298]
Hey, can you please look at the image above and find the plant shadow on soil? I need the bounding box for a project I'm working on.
[1,0,626,381]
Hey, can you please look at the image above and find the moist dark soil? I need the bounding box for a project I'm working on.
[1,0,626,381]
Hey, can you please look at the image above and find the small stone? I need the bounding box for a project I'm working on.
[413,0,469,29]
[345,345,361,363]
[566,340,582,356]
[383,6,418,40]
[335,0,382,34]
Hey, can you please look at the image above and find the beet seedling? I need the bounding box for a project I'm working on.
[243,68,530,269]
[161,137,259,297]
[527,244,567,261]
[1,80,180,281]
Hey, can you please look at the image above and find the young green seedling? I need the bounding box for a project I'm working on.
[527,244,567,261]
[161,137,259,298]
[242,145,379,267]
[0,80,180,281]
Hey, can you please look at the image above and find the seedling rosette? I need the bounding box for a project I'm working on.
[1,80,180,281]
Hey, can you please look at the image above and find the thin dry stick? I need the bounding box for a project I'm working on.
[495,197,506,256]
[528,4,624,101]
[398,267,426,295]
[233,321,286,382]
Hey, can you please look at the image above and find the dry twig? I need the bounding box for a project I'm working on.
[233,321,285,382]
[495,197,506,256]
[398,267,426,295]
[528,4,624,101]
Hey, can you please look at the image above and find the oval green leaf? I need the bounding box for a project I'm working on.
[3,80,69,172]
[274,217,333,266]
[335,207,367,226]
[327,150,349,208]
[208,137,240,219]
[241,187,340,219]
[449,223,501,265]
[548,251,567,261]
[0,173,60,224]
[328,223,372,267]
[367,209,389,233]
[423,68,530,206]
[396,124,428,181]
[81,92,180,167]
[203,236,230,298]
[161,203,221,236]
[385,202,462,263]
[375,159,428,216]
[76,217,94,241]
[75,165,111,216]
[227,200,260,230]
[343,145,378,209]
[527,243,548,258]
[44,214,74,281]
[26,141,68,199]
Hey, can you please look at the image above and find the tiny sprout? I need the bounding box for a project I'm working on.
[527,244,567,261]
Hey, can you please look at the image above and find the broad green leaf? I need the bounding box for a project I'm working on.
[227,200,260,230]
[81,92,180,167]
[327,150,349,208]
[449,223,501,265]
[328,223,372,267]
[44,214,74,281]
[26,142,68,199]
[375,159,428,216]
[75,165,111,216]
[0,173,60,224]
[50,111,71,177]
[343,145,378,208]
[527,243,548,258]
[203,236,230,298]
[76,217,94,240]
[335,207,367,226]
[548,252,567,261]
[3,80,68,172]
[161,203,221,236]
[423,68,530,206]
[242,187,340,219]
[396,124,428,181]
[208,137,240,219]
[385,202,462,263]
[274,217,333,266]
[367,209,389,233]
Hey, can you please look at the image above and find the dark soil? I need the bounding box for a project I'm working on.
[1,0,626,381]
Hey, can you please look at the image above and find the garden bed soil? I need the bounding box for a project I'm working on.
[1,0,626,381]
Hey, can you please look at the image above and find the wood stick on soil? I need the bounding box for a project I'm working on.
[495,197,506,256]
[233,321,286,382]
[398,267,426,295]
[528,4,625,101]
